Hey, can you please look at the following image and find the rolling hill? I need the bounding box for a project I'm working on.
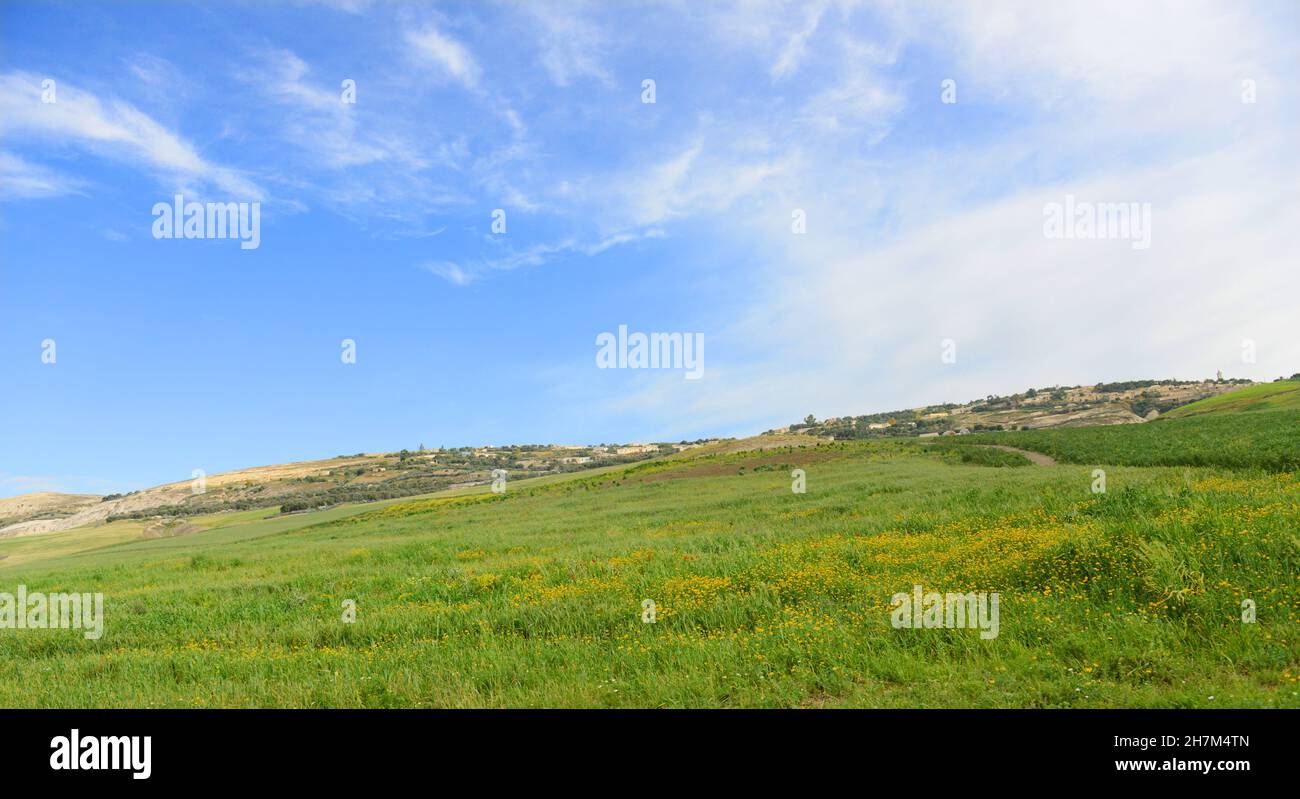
[3,378,1273,542]
[0,375,1296,708]
[785,377,1256,438]
[0,492,101,530]
[1164,379,1300,417]
[0,441,705,539]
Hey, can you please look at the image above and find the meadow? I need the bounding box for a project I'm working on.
[0,390,1297,707]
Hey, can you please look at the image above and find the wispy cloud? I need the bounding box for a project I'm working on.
[4,0,1296,454]
[770,0,828,80]
[244,49,395,169]
[422,229,665,285]
[423,260,472,286]
[0,71,263,199]
[528,3,614,87]
[406,24,481,90]
[0,151,85,199]
[538,0,1300,434]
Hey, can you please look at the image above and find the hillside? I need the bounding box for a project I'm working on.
[4,377,1285,541]
[0,441,711,539]
[1164,379,1300,417]
[940,378,1300,472]
[6,377,1288,542]
[958,409,1300,471]
[1,401,1296,708]
[783,378,1256,439]
[0,492,101,529]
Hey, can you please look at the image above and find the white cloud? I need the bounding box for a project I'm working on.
[548,0,1300,436]
[0,152,85,199]
[422,242,568,285]
[406,25,481,89]
[903,0,1292,148]
[422,229,665,286]
[799,68,900,136]
[0,72,262,199]
[423,261,472,286]
[576,142,1298,437]
[770,1,828,79]
[528,5,614,87]
[245,49,394,169]
[572,138,797,231]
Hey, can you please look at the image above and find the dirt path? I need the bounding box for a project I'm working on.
[975,445,1058,466]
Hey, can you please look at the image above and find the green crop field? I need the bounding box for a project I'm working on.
[960,410,1300,472]
[960,381,1300,472]
[1,402,1297,708]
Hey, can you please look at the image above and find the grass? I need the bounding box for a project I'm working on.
[920,442,1033,467]
[0,419,1297,708]
[965,410,1300,472]
[1165,379,1300,417]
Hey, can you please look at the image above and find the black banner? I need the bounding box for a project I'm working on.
[4,709,1287,787]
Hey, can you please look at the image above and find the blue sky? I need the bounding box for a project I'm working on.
[2,0,1298,497]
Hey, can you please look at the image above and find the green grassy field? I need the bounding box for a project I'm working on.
[1,403,1297,707]
[959,411,1300,471]
[1164,379,1300,417]
[967,379,1300,472]
[963,383,1300,472]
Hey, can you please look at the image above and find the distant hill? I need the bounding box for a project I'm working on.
[7,375,1294,540]
[0,492,102,530]
[0,441,710,538]
[781,378,1260,439]
[1164,378,1300,418]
